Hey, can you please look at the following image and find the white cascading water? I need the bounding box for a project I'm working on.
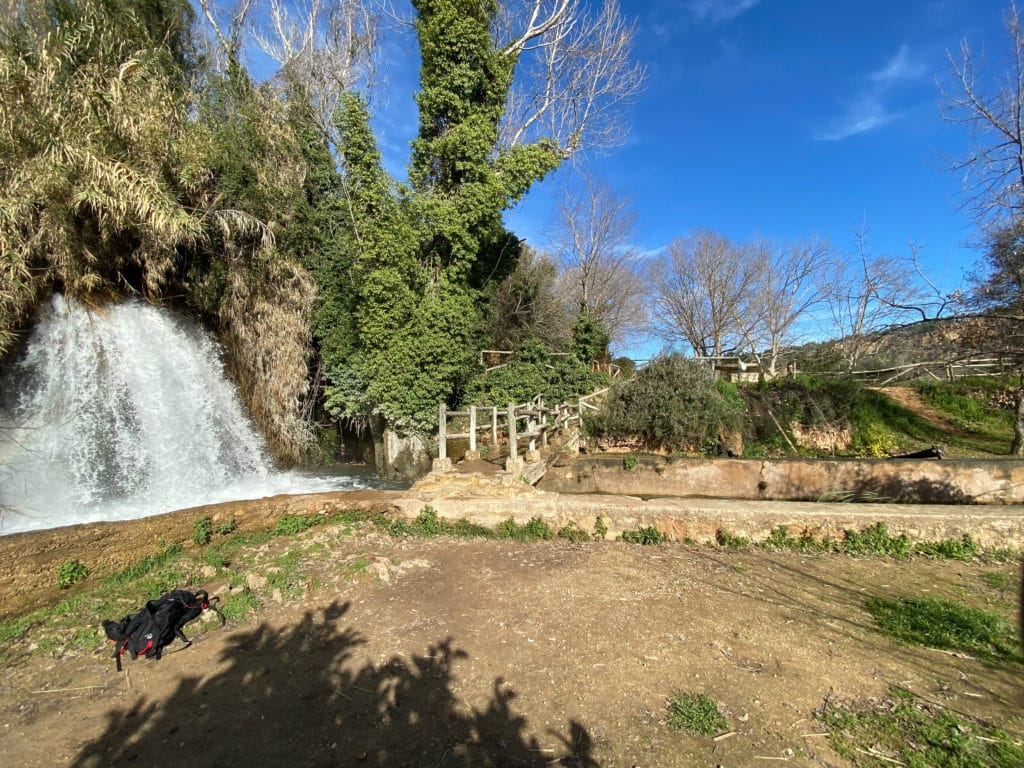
[0,295,375,534]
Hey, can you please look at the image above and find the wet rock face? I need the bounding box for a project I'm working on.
[370,419,432,480]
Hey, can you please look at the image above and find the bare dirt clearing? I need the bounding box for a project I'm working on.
[1,526,1021,767]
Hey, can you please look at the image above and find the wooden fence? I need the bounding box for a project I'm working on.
[436,388,608,468]
[839,357,1012,386]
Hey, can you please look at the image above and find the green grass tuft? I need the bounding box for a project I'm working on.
[557,521,591,543]
[272,514,322,537]
[219,592,261,623]
[495,517,555,541]
[715,529,748,549]
[56,559,88,590]
[665,692,729,735]
[865,595,1022,664]
[102,544,183,588]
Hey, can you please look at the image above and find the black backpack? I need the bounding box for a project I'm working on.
[103,589,214,671]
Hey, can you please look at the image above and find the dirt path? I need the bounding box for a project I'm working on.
[875,386,975,439]
[1,525,1020,767]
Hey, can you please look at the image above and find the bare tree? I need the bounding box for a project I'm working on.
[547,177,648,353]
[943,2,1024,455]
[821,225,931,370]
[487,246,569,350]
[942,2,1024,231]
[496,0,647,158]
[198,1,377,143]
[253,0,377,139]
[741,236,832,376]
[650,231,756,359]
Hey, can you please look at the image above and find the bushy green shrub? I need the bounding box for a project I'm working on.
[192,516,213,545]
[586,354,745,454]
[463,338,608,407]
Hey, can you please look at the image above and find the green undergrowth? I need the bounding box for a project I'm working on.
[2,511,1019,666]
[819,687,1024,767]
[756,522,1018,562]
[916,376,1016,454]
[865,595,1022,665]
[742,376,1013,458]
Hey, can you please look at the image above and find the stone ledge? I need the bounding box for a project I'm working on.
[391,492,1024,549]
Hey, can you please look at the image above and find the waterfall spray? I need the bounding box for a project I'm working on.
[0,295,372,534]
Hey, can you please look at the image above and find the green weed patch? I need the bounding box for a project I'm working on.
[865,595,1022,664]
[819,687,1024,767]
[665,692,729,735]
[621,526,664,545]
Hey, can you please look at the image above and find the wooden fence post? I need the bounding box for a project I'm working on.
[438,403,448,460]
[507,403,518,461]
[469,405,477,454]
[540,398,548,448]
[491,406,498,445]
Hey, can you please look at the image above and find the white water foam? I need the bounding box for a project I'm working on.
[0,295,380,534]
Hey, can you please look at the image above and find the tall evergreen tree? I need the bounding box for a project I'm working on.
[317,0,565,440]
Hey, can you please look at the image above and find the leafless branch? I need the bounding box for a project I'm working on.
[941,2,1024,229]
[649,231,756,358]
[547,177,648,352]
[499,0,646,158]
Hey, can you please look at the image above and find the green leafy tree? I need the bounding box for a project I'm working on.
[463,338,607,408]
[318,0,568,438]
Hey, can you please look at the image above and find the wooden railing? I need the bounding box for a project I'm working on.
[436,388,609,469]
[836,357,1012,386]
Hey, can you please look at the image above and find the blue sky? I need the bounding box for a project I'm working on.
[336,1,1014,356]
[501,0,1010,282]
[370,0,1007,280]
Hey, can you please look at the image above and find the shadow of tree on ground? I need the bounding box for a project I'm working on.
[72,601,596,767]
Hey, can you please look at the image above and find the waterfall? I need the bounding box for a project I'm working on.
[0,295,376,534]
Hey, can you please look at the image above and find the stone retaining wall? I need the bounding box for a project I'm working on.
[538,457,1024,505]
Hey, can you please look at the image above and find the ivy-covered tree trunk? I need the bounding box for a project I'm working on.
[312,1,564,476]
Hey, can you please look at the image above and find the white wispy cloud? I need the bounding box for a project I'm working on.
[817,97,902,142]
[817,44,925,142]
[685,0,765,25]
[870,44,928,84]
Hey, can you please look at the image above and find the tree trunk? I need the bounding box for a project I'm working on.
[1013,370,1024,457]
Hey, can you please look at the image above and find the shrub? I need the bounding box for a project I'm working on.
[213,516,237,536]
[621,526,664,545]
[462,338,608,409]
[715,529,748,549]
[587,354,745,454]
[412,506,445,536]
[495,516,554,541]
[623,452,639,470]
[557,522,591,543]
[192,516,213,545]
[56,559,88,589]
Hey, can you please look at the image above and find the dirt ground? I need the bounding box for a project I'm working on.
[1,522,1021,768]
